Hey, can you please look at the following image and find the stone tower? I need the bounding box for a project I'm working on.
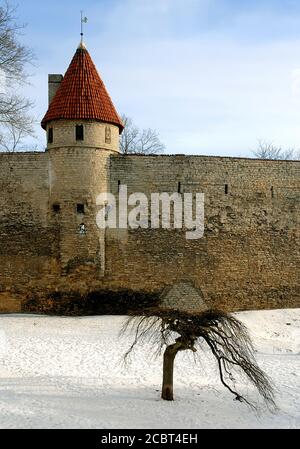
[41,41,123,152]
[41,41,123,278]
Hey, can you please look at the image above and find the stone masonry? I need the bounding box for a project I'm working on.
[0,150,299,313]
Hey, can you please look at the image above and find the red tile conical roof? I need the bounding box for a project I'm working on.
[41,43,124,132]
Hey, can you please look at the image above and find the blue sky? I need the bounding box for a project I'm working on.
[15,0,300,155]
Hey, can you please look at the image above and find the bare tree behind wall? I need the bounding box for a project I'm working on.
[121,308,276,410]
[120,114,165,155]
[0,1,35,151]
[253,140,300,160]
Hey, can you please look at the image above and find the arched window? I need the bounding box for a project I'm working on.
[105,126,111,144]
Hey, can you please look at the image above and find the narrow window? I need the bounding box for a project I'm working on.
[52,203,60,213]
[48,127,53,144]
[225,184,228,194]
[77,203,85,214]
[105,126,111,144]
[118,180,121,192]
[271,186,274,198]
[177,182,181,193]
[76,124,84,141]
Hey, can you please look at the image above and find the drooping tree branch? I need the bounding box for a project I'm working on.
[121,308,276,410]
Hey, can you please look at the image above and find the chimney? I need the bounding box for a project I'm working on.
[48,74,63,105]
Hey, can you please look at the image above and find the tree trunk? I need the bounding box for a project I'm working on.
[161,341,183,401]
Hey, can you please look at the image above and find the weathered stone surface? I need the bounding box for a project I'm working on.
[0,150,299,314]
[160,282,208,313]
[45,119,119,152]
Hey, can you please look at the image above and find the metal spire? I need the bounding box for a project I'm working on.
[80,11,88,43]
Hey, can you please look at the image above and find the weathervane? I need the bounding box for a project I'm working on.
[80,11,88,42]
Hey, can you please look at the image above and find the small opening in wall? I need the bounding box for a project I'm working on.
[118,180,121,192]
[76,124,84,141]
[271,186,274,198]
[225,184,228,194]
[48,127,53,144]
[52,203,60,213]
[79,223,86,235]
[77,203,85,214]
[105,125,111,144]
[178,182,181,193]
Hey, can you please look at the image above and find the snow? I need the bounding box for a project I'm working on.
[0,308,299,429]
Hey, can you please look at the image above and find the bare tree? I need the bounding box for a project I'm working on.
[120,114,165,154]
[253,140,299,160]
[0,118,35,151]
[0,1,35,151]
[121,308,276,410]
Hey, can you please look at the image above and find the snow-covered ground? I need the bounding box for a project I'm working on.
[0,309,299,429]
